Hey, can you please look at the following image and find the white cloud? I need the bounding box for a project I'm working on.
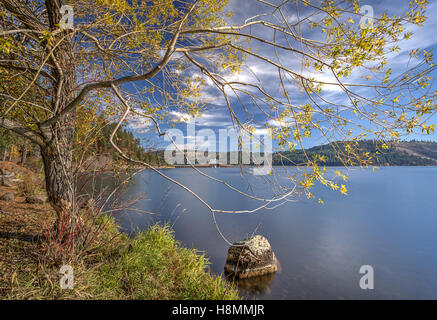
[165,0,437,137]
[169,111,195,123]
[129,116,152,134]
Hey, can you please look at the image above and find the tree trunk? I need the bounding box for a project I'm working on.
[7,145,13,162]
[40,132,75,235]
[41,0,78,235]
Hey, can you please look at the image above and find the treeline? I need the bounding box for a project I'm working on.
[272,140,437,166]
[148,140,437,167]
[92,123,164,166]
[4,124,437,168]
[0,122,165,168]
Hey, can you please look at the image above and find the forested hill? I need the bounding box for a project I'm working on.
[93,123,164,166]
[92,129,437,167]
[272,140,437,166]
[101,136,437,167]
[82,126,437,167]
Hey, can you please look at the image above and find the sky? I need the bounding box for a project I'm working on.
[127,0,437,153]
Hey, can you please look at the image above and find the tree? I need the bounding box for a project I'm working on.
[0,0,435,238]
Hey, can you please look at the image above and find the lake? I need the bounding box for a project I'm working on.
[106,166,437,299]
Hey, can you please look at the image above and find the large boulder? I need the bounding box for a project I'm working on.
[0,192,14,201]
[224,235,278,279]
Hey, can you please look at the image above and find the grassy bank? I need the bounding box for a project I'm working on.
[0,171,239,299]
[94,224,238,299]
[2,219,239,300]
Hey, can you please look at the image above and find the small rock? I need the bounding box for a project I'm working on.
[25,195,47,204]
[224,235,278,279]
[0,192,14,201]
[1,178,14,187]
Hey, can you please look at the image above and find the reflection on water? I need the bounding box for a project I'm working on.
[229,272,277,296]
[105,166,437,299]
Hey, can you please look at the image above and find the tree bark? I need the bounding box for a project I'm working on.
[40,138,74,233]
[41,0,78,234]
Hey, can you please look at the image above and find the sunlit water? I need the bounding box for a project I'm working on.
[101,166,437,299]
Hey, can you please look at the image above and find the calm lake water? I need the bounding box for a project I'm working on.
[105,166,437,299]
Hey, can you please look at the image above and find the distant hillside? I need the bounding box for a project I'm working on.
[393,141,437,164]
[272,140,437,166]
[91,123,164,166]
[152,140,437,167]
[91,134,437,168]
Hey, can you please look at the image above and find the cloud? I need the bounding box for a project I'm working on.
[169,111,195,123]
[129,116,152,134]
[161,0,437,147]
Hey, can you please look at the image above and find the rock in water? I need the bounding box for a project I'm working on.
[0,192,14,201]
[224,235,278,279]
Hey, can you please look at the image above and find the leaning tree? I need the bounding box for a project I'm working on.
[0,0,435,240]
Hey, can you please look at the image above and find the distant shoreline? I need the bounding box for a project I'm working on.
[134,164,437,171]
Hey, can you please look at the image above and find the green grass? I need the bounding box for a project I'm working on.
[94,225,239,299]
[4,219,239,300]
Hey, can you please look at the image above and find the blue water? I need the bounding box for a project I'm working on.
[111,166,437,299]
